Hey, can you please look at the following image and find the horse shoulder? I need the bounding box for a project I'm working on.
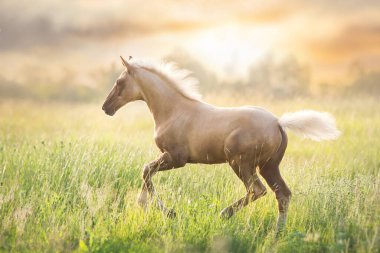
[154,117,190,167]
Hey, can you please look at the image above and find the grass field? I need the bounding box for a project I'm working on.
[0,96,379,252]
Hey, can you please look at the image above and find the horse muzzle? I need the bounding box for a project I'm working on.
[102,103,115,116]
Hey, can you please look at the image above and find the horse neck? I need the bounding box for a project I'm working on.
[136,69,191,125]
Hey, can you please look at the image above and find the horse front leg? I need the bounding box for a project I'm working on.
[137,152,176,217]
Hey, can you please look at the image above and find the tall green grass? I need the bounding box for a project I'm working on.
[0,97,379,252]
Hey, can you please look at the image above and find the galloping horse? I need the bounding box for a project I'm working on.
[102,56,340,233]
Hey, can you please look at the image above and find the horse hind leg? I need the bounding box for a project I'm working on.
[220,157,267,219]
[259,127,291,234]
[260,165,291,234]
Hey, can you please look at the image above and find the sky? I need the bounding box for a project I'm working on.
[0,0,379,87]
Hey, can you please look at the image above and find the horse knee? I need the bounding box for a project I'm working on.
[142,164,153,181]
[254,189,267,200]
[247,187,267,202]
[256,184,267,197]
[255,180,267,195]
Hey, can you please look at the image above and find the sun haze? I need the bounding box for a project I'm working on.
[0,0,379,92]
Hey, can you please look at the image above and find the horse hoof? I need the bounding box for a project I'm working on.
[220,207,234,219]
[166,209,177,218]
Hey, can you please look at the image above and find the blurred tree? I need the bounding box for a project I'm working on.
[347,70,380,97]
[91,62,120,93]
[247,54,311,98]
[0,75,30,99]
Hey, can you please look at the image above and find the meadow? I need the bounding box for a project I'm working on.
[0,96,379,252]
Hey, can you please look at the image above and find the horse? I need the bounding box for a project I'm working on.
[102,56,340,233]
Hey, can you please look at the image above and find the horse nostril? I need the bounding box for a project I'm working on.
[102,104,105,110]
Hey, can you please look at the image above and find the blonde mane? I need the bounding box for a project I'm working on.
[131,59,202,101]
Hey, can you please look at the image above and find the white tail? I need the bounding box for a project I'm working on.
[279,110,341,141]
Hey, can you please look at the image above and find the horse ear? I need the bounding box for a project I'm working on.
[120,56,130,69]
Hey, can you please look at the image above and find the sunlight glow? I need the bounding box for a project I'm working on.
[182,24,279,79]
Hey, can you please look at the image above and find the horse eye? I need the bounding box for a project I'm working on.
[117,79,128,87]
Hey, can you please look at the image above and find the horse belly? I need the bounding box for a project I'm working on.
[187,134,227,164]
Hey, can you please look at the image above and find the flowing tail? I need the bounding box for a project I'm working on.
[278,110,341,141]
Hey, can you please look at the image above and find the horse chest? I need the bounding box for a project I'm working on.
[154,128,186,152]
